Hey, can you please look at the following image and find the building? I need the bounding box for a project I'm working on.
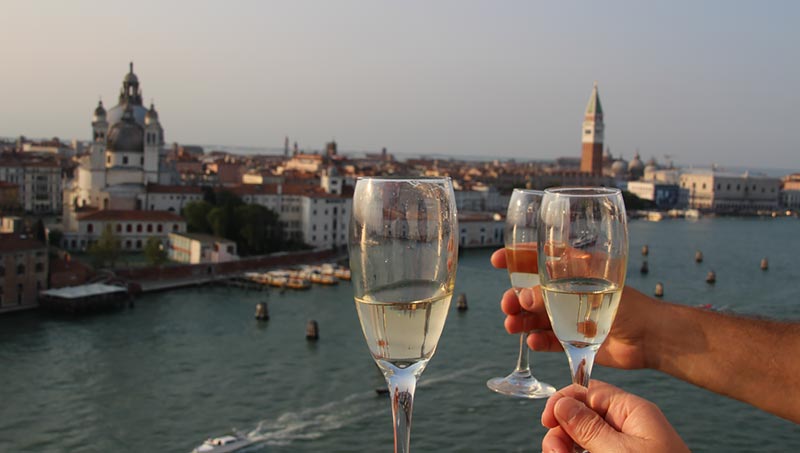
[0,153,62,214]
[0,234,48,313]
[0,182,20,210]
[626,181,680,209]
[580,82,604,175]
[679,171,781,213]
[780,174,800,210]
[61,210,186,252]
[142,184,204,212]
[168,232,238,264]
[65,62,166,215]
[458,212,505,248]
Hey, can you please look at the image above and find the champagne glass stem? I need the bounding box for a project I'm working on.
[514,332,531,374]
[564,344,597,387]
[386,365,419,453]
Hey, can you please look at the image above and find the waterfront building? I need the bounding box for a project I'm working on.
[143,184,204,213]
[780,174,800,210]
[168,232,238,264]
[679,171,780,213]
[0,182,20,210]
[626,181,680,209]
[21,137,75,158]
[458,212,504,248]
[580,82,604,175]
[0,153,62,214]
[0,233,48,313]
[285,153,325,173]
[61,210,186,252]
[65,63,166,215]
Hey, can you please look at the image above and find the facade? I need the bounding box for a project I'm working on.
[65,63,165,217]
[0,154,62,213]
[679,172,781,212]
[61,210,186,252]
[0,182,20,210]
[142,185,204,212]
[168,232,238,264]
[0,234,48,313]
[458,212,505,248]
[580,82,604,175]
[626,181,681,209]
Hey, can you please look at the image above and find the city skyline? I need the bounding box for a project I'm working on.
[1,1,799,168]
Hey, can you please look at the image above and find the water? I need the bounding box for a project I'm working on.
[1,217,799,452]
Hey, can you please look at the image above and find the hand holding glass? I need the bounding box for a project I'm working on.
[538,187,628,451]
[486,189,555,399]
[349,177,458,453]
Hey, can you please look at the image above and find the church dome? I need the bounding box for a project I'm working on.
[611,159,628,178]
[628,152,644,179]
[106,106,144,153]
[124,71,139,85]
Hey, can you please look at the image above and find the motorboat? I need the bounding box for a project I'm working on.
[192,433,253,453]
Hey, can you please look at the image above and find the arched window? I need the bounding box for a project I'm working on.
[87,223,94,233]
[126,240,132,249]
[135,240,142,249]
[172,224,179,232]
[157,224,163,233]
[116,224,122,233]
[136,224,142,233]
[147,224,153,233]
[126,224,132,233]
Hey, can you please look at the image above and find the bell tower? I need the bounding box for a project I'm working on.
[580,82,604,175]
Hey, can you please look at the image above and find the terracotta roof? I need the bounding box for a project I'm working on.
[77,210,185,222]
[146,184,204,194]
[0,234,46,252]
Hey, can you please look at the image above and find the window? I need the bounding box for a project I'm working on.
[312,225,316,231]
[136,240,142,249]
[35,263,44,272]
[727,184,731,190]
[140,157,144,165]
[87,223,94,233]
[702,183,706,189]
[126,240,132,249]
[17,264,25,275]
[312,235,317,241]
[123,156,129,165]
[0,266,4,277]
[736,184,740,190]
[157,224,163,233]
[127,224,132,233]
[107,155,111,164]
[147,224,153,232]
[173,224,179,232]
[136,224,142,233]
[116,224,122,233]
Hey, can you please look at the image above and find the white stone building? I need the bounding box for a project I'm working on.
[168,232,238,264]
[458,212,505,248]
[0,154,62,214]
[61,210,186,252]
[679,171,781,212]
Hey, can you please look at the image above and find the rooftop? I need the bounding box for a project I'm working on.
[40,283,127,300]
[169,232,235,244]
[0,234,46,252]
[77,210,185,222]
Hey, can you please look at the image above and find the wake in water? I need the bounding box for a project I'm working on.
[227,364,491,450]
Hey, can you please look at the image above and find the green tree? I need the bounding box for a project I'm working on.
[144,237,168,266]
[235,204,283,255]
[207,204,238,241]
[47,229,63,248]
[88,225,121,268]
[182,200,213,233]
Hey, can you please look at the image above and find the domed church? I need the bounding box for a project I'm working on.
[69,62,165,212]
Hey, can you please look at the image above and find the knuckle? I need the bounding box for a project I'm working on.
[572,415,607,445]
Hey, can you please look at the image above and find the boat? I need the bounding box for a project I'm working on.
[646,211,664,222]
[286,277,311,290]
[308,272,338,285]
[192,433,253,453]
[334,267,351,280]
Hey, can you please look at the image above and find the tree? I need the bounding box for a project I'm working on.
[47,229,63,248]
[183,200,213,233]
[235,204,283,255]
[88,225,121,268]
[144,237,168,266]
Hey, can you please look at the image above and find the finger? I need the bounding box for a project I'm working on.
[542,384,588,428]
[504,313,552,334]
[518,286,546,313]
[490,248,507,269]
[542,426,573,453]
[527,331,562,352]
[500,289,522,315]
[554,396,623,452]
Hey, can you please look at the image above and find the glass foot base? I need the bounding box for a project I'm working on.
[486,371,556,399]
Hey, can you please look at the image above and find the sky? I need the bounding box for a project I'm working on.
[1,0,798,168]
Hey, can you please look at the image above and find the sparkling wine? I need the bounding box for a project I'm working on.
[541,277,622,348]
[355,279,453,370]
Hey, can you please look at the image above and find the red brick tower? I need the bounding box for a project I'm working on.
[580,82,604,175]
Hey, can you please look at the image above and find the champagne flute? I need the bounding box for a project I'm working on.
[486,189,555,399]
[538,187,628,453]
[349,177,458,453]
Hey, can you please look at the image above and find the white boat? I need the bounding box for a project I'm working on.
[192,433,254,453]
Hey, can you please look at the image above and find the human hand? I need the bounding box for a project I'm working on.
[541,380,689,453]
[491,248,655,370]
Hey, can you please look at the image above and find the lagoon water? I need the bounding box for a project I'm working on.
[1,217,799,452]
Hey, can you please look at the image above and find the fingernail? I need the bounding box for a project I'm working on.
[555,397,583,422]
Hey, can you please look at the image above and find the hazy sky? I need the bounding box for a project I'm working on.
[1,0,798,168]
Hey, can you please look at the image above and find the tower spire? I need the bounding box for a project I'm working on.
[580,82,605,175]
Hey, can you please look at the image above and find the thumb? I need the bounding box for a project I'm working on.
[554,397,623,452]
